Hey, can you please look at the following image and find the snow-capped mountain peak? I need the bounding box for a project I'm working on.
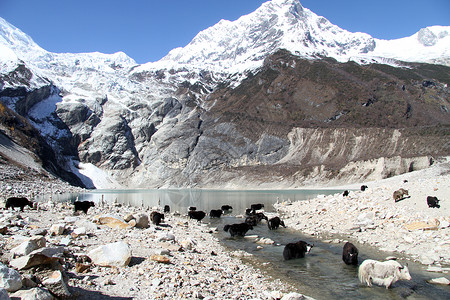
[136,0,376,73]
[135,0,449,74]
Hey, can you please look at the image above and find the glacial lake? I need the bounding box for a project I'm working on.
[43,188,345,213]
[41,188,450,299]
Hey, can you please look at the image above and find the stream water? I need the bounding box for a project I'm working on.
[40,189,450,299]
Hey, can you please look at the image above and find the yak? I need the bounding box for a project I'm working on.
[188,210,206,221]
[250,203,264,211]
[283,241,313,260]
[358,259,411,289]
[427,196,440,208]
[221,205,233,212]
[209,209,223,218]
[163,205,170,213]
[267,216,286,230]
[342,242,359,265]
[393,188,409,202]
[74,201,95,214]
[224,223,253,237]
[150,211,164,225]
[6,197,33,211]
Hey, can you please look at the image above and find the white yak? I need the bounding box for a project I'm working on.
[358,259,412,289]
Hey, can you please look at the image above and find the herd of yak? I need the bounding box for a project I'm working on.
[3,185,443,289]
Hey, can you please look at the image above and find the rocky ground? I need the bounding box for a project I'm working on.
[276,157,450,269]
[0,158,307,300]
[1,154,450,299]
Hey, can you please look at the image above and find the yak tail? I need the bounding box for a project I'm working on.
[358,260,374,287]
[224,225,231,232]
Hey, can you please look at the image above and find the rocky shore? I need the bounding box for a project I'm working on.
[0,159,308,299]
[276,158,450,269]
[1,155,449,299]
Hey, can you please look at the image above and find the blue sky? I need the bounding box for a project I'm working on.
[1,0,449,64]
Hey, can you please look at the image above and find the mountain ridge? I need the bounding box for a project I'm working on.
[0,0,449,189]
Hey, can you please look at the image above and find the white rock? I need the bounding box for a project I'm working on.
[49,224,65,236]
[11,236,46,257]
[134,213,149,228]
[256,238,274,245]
[0,263,22,292]
[244,235,259,239]
[157,233,175,242]
[281,292,306,300]
[63,216,79,224]
[439,220,449,228]
[428,277,450,285]
[10,287,54,300]
[73,227,86,236]
[180,239,195,250]
[427,266,443,273]
[88,242,131,267]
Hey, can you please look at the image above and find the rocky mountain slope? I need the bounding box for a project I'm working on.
[0,0,449,189]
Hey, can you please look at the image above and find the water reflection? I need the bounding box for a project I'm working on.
[44,189,344,213]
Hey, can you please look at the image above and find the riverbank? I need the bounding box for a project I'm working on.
[276,157,450,268]
[0,159,310,299]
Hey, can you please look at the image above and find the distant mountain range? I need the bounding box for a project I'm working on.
[0,0,449,189]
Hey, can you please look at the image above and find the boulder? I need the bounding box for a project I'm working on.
[29,228,48,236]
[256,237,275,245]
[281,292,306,300]
[134,213,149,228]
[11,236,46,256]
[428,277,450,285]
[0,288,9,300]
[157,232,175,242]
[42,271,71,298]
[72,227,86,237]
[21,274,38,288]
[49,224,65,236]
[9,247,64,270]
[10,287,54,300]
[180,239,195,250]
[88,242,131,267]
[74,219,98,232]
[124,214,135,222]
[150,255,170,264]
[0,263,22,292]
[94,215,131,229]
[63,216,79,224]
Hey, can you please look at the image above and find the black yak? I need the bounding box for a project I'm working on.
[283,241,313,260]
[163,205,170,213]
[6,197,33,211]
[223,223,253,237]
[209,209,223,218]
[342,242,359,265]
[427,196,440,208]
[250,203,264,211]
[74,201,95,214]
[188,210,206,221]
[221,205,233,212]
[150,211,165,225]
[268,216,286,230]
